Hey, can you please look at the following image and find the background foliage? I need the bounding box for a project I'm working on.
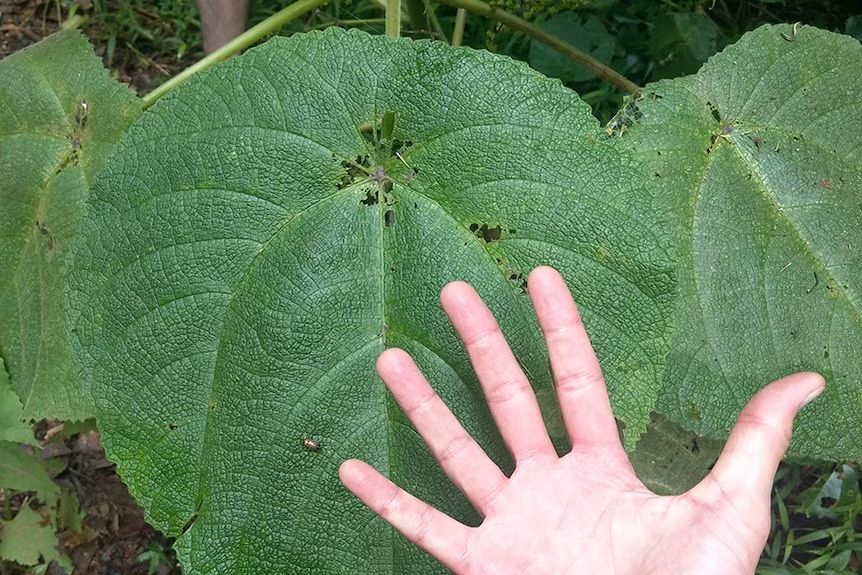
[1,0,861,573]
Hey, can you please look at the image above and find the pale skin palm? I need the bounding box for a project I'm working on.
[340,266,825,574]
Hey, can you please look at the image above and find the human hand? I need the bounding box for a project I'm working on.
[339,266,825,574]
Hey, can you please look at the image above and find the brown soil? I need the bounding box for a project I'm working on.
[2,427,183,575]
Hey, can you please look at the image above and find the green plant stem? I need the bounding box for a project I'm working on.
[141,0,329,109]
[386,0,401,38]
[61,14,86,30]
[437,0,640,94]
[307,18,386,31]
[423,0,448,41]
[452,8,467,46]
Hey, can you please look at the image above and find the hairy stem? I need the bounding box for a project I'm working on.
[451,8,467,46]
[386,0,401,38]
[142,0,329,109]
[437,0,639,93]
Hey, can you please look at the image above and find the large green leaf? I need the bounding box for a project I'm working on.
[0,30,140,421]
[619,24,862,459]
[68,28,674,574]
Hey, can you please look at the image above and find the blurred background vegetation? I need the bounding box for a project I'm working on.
[0,0,860,573]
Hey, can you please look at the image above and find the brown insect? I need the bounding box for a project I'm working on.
[302,437,321,452]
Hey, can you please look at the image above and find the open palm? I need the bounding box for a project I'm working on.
[340,266,824,574]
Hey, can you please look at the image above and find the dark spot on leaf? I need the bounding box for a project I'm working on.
[338,155,371,189]
[606,100,641,137]
[384,209,395,227]
[74,100,88,130]
[706,101,721,123]
[707,133,718,154]
[754,137,763,152]
[472,223,501,243]
[34,221,57,250]
[168,423,177,430]
[508,272,527,293]
[656,150,661,156]
[391,139,412,157]
[690,438,700,454]
[654,172,661,178]
[360,189,378,206]
[382,181,393,195]
[823,348,830,359]
[361,126,377,146]
[509,228,516,234]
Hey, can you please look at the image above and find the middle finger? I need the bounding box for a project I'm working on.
[441,281,555,463]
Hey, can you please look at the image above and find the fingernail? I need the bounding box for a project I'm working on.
[801,384,825,408]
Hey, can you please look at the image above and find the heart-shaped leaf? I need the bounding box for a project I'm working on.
[620,24,862,460]
[68,29,673,574]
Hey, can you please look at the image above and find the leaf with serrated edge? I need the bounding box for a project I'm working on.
[0,442,59,509]
[68,29,673,574]
[0,357,37,445]
[0,30,140,421]
[621,24,862,460]
[0,505,70,569]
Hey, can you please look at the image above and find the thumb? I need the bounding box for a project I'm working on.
[699,372,825,503]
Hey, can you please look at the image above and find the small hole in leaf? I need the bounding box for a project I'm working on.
[168,423,177,430]
[391,139,413,157]
[706,101,721,123]
[469,223,479,232]
[474,224,501,243]
[360,189,378,206]
[385,210,395,227]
